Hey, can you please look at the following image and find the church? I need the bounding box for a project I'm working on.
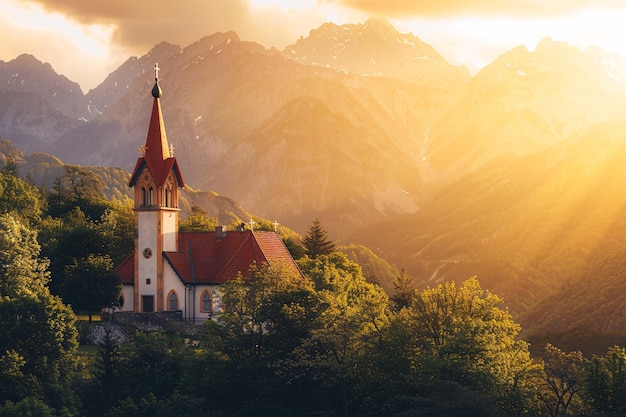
[116,65,302,323]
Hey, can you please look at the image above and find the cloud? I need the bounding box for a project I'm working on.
[327,0,626,18]
[20,0,339,54]
[22,0,254,52]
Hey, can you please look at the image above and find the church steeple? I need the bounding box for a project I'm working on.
[129,63,184,190]
[128,63,184,313]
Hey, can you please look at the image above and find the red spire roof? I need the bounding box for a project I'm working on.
[129,65,184,188]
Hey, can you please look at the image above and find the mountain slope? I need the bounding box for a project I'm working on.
[426,38,626,178]
[84,42,181,118]
[0,54,88,119]
[0,91,82,151]
[347,120,626,334]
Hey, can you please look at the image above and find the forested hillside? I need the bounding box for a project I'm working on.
[2,147,626,416]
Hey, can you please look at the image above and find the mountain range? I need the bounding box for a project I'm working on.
[2,17,626,352]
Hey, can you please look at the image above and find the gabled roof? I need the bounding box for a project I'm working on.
[117,254,134,285]
[128,83,184,188]
[116,230,302,286]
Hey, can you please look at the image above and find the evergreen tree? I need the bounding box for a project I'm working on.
[302,218,335,259]
[390,267,413,310]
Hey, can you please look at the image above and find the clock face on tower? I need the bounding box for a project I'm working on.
[143,248,152,259]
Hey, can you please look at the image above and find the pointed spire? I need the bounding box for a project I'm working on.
[144,62,170,164]
[129,63,184,188]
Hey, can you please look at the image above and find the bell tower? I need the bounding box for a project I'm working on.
[128,64,185,313]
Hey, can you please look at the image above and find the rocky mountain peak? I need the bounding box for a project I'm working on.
[362,17,397,38]
[84,41,181,119]
[0,53,87,120]
[284,20,469,85]
[180,31,258,57]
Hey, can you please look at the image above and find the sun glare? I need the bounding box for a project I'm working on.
[248,0,318,11]
[565,8,626,59]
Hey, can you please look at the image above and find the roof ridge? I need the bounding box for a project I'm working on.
[215,231,260,280]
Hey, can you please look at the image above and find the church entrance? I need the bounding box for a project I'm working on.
[142,295,154,312]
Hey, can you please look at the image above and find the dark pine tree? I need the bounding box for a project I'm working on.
[302,218,335,259]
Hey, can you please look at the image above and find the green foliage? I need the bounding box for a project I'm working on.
[282,235,305,259]
[179,204,219,232]
[0,167,44,227]
[302,218,335,259]
[402,277,540,415]
[583,345,626,415]
[0,397,56,417]
[56,165,105,203]
[339,243,400,292]
[390,267,413,310]
[290,252,391,414]
[40,200,133,296]
[62,255,121,320]
[209,262,316,360]
[0,214,50,297]
[0,214,79,411]
[537,344,587,417]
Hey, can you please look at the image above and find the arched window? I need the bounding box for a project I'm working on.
[165,187,170,207]
[141,187,147,207]
[168,290,179,311]
[148,187,154,206]
[201,290,213,313]
[118,294,125,309]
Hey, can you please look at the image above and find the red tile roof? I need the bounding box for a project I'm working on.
[117,255,134,285]
[117,230,302,286]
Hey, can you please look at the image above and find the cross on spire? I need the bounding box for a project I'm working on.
[154,63,160,81]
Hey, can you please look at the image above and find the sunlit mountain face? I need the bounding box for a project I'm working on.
[3,18,626,349]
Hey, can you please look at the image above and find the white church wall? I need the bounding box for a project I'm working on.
[119,285,135,312]
[137,211,158,307]
[163,263,187,314]
[192,284,223,323]
[161,210,177,252]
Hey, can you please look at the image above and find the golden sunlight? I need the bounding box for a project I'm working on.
[249,0,318,10]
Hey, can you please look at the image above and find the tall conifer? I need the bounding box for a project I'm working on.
[302,218,335,259]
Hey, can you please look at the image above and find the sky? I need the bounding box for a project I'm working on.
[2,0,626,92]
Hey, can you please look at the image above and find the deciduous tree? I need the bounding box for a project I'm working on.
[538,343,587,417]
[179,204,218,232]
[583,345,626,415]
[405,277,540,415]
[0,214,78,407]
[62,254,122,321]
